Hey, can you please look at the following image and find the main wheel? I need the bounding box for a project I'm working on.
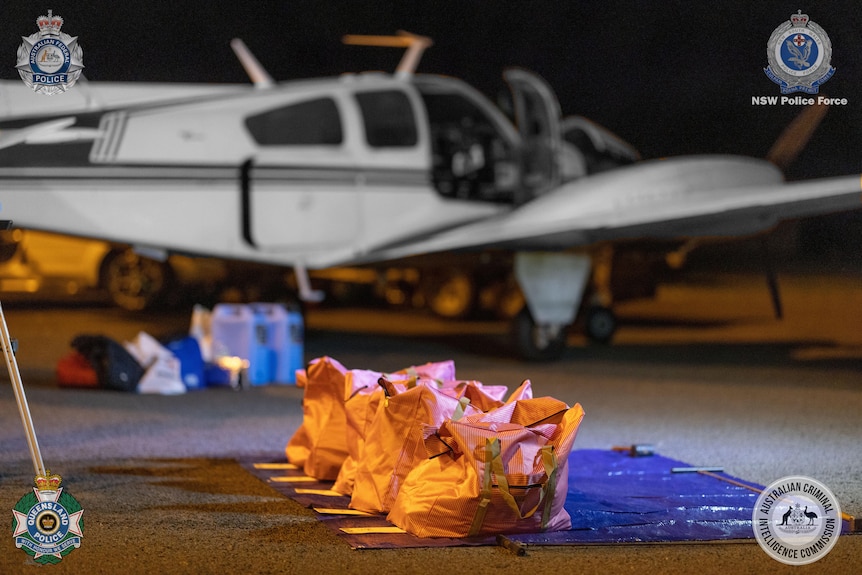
[584,306,617,344]
[425,269,475,319]
[511,307,567,361]
[101,249,172,311]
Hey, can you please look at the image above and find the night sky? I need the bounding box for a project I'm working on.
[2,1,861,180]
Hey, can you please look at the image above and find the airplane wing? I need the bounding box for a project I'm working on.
[363,156,862,261]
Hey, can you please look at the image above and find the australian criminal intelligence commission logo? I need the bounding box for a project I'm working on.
[15,10,84,95]
[753,475,841,565]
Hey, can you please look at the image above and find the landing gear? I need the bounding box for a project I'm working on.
[511,307,567,361]
[511,251,591,361]
[101,248,172,311]
[425,269,475,319]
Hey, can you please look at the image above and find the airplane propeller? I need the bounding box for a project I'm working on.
[765,98,829,171]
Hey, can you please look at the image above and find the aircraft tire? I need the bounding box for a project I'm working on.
[426,269,475,319]
[585,306,617,344]
[101,248,172,312]
[511,307,566,361]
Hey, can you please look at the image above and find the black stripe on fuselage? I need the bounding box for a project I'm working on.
[0,163,431,187]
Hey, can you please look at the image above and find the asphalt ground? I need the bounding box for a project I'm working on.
[0,268,860,574]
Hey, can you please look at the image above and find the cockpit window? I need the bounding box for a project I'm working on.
[245,98,343,146]
[354,90,418,148]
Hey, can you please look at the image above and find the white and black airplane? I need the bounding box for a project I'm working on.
[1,33,860,359]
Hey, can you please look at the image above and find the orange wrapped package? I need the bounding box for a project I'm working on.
[332,369,387,495]
[286,358,460,484]
[387,396,585,538]
[284,356,349,480]
[333,360,459,494]
[348,376,481,514]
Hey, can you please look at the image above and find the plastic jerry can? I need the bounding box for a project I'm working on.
[250,302,303,384]
[285,305,304,384]
[247,310,276,385]
[211,303,253,359]
[211,303,271,385]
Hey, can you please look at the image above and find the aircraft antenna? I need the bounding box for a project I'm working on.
[342,31,433,77]
[230,38,275,88]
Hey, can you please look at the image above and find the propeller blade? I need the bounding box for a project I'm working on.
[230,39,274,88]
[766,100,829,171]
[343,31,433,77]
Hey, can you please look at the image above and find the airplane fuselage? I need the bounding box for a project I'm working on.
[0,74,521,267]
[1,66,859,359]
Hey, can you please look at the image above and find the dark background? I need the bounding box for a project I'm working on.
[2,1,861,181]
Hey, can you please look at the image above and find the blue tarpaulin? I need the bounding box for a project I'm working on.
[510,449,760,545]
[243,449,850,549]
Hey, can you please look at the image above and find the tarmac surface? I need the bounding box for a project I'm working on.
[0,267,860,574]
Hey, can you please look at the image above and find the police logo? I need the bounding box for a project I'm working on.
[15,10,84,96]
[11,471,84,565]
[753,475,841,565]
[764,10,835,94]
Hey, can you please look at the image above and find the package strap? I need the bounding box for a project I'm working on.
[468,438,558,536]
[451,396,471,421]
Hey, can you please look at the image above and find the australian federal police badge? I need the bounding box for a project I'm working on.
[764,11,834,94]
[11,471,84,564]
[16,10,84,95]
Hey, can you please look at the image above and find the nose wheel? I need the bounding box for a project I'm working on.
[511,307,567,361]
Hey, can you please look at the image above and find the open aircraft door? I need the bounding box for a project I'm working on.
[503,68,564,199]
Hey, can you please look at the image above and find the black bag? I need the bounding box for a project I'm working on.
[70,335,145,392]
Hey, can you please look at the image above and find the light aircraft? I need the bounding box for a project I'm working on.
[1,33,860,360]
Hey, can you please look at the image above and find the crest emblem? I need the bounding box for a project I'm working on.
[11,471,84,564]
[764,10,835,94]
[15,10,84,95]
[753,476,840,565]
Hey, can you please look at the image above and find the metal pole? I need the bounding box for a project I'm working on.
[0,301,46,477]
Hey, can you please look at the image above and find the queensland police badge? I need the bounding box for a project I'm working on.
[16,10,84,95]
[11,471,84,564]
[764,10,834,94]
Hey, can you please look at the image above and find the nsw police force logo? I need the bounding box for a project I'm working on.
[764,10,834,94]
[11,471,84,564]
[15,10,84,95]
